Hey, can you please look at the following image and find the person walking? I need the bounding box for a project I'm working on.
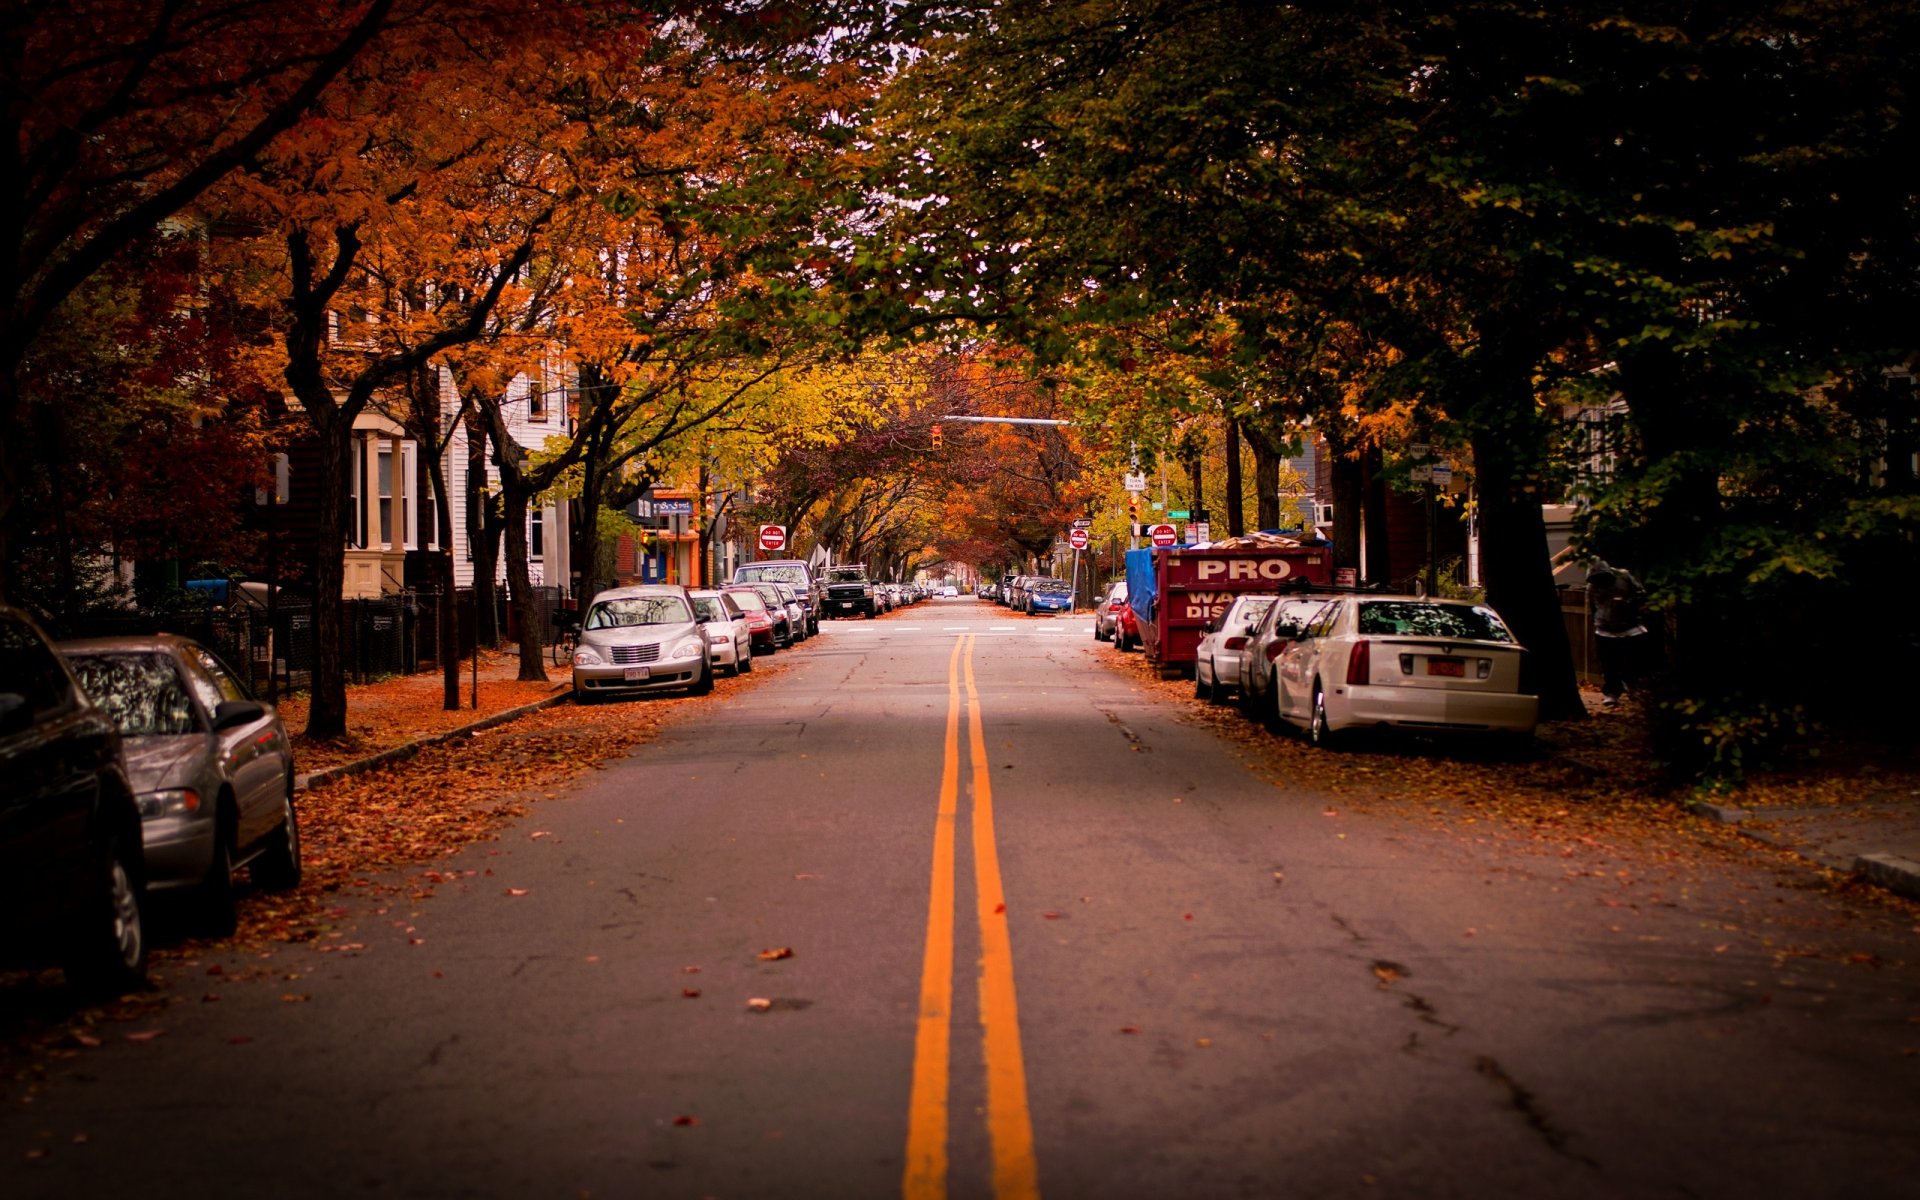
[1586,563,1650,706]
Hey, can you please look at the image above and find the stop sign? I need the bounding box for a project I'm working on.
[1069,527,1089,550]
[758,524,786,552]
[1149,523,1178,547]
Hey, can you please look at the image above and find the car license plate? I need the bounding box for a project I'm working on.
[1427,658,1465,677]
[623,666,650,681]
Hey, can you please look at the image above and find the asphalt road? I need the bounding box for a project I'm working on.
[4,597,1919,1199]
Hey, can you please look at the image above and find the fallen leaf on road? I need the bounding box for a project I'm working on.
[202,993,221,1002]
[124,1030,163,1042]
[758,947,793,961]
[994,903,1006,914]
[530,831,551,840]
[682,989,702,999]
[682,965,700,974]
[280,994,310,1003]
[505,888,530,897]
[1042,912,1060,920]
[228,1036,254,1045]
[747,998,773,1011]
[1119,1025,1142,1035]
[673,1115,700,1127]
[1195,1038,1213,1048]
[71,1033,102,1049]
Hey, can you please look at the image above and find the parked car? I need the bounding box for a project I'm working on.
[1193,594,1278,704]
[1240,594,1340,721]
[690,590,754,676]
[721,585,782,651]
[1026,579,1073,614]
[571,585,714,701]
[1093,581,1130,643]
[732,560,820,634]
[822,564,879,618]
[773,583,809,642]
[0,604,148,994]
[1272,595,1538,747]
[737,582,794,645]
[61,635,302,934]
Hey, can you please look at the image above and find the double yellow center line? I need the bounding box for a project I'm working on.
[904,635,1039,1200]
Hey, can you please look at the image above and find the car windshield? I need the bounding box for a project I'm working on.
[584,596,692,629]
[826,568,865,583]
[725,589,768,612]
[738,565,806,586]
[1034,581,1069,593]
[691,596,731,622]
[66,652,201,736]
[1357,601,1516,643]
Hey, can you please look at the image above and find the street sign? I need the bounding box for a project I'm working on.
[1410,442,1431,459]
[1190,522,1210,544]
[1149,523,1178,547]
[1169,509,1190,520]
[1071,517,1093,529]
[758,524,787,552]
[1410,464,1433,483]
[1069,528,1090,550]
[1431,464,1454,487]
[1124,472,1148,492]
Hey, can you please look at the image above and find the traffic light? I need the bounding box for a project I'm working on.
[1127,494,1139,522]
[930,423,943,449]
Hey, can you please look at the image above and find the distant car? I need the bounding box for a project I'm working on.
[772,583,809,642]
[1273,595,1538,747]
[721,585,781,651]
[1193,594,1278,704]
[571,585,714,701]
[943,585,959,598]
[1240,594,1339,722]
[1026,580,1073,614]
[0,604,148,995]
[732,560,819,633]
[743,583,796,646]
[1093,581,1130,642]
[822,565,878,618]
[690,590,754,676]
[62,635,302,935]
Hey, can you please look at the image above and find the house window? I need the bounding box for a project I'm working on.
[378,448,394,546]
[531,509,545,560]
[347,440,364,548]
[527,374,548,423]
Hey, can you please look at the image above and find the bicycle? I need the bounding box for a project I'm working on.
[549,611,580,668]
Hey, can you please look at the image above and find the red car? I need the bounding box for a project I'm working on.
[720,586,781,651]
[1094,581,1138,650]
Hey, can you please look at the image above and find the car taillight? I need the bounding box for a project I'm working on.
[1345,639,1371,686]
[1265,639,1288,662]
[1224,636,1248,650]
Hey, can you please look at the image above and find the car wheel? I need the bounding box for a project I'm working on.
[1308,682,1341,749]
[739,648,754,674]
[690,660,714,696]
[64,829,147,998]
[251,778,303,891]
[1194,664,1212,701]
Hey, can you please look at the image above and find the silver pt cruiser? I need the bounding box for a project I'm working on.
[571,585,714,701]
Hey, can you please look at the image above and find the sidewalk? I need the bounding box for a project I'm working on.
[1694,790,1920,901]
[276,649,570,784]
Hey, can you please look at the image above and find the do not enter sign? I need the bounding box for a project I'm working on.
[1068,527,1089,550]
[758,524,786,552]
[1149,523,1178,547]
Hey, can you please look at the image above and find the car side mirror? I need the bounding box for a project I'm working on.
[0,692,30,738]
[212,699,267,731]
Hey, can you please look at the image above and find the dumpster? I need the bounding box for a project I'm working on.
[1126,535,1333,671]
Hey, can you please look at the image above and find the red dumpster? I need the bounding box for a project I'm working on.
[1126,537,1333,671]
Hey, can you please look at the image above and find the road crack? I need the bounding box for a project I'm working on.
[1476,1055,1597,1167]
[1101,708,1148,753]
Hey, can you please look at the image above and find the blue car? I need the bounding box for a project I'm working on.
[1026,584,1074,613]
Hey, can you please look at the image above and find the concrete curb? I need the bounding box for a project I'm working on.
[295,688,571,792]
[1853,853,1920,902]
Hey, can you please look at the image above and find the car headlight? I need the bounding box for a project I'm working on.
[137,788,202,819]
[673,637,707,660]
[708,633,731,646]
[573,646,604,666]
[862,585,874,595]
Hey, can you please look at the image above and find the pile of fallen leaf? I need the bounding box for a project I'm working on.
[276,649,564,772]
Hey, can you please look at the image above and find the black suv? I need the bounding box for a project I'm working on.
[822,564,879,619]
[0,603,148,994]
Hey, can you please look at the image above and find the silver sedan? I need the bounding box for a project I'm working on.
[62,635,301,935]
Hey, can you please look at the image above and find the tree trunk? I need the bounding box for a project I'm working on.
[1242,420,1285,531]
[424,450,461,711]
[1470,417,1583,721]
[1327,428,1363,576]
[500,484,548,682]
[1224,417,1245,537]
[468,410,501,647]
[1363,445,1392,586]
[304,408,352,739]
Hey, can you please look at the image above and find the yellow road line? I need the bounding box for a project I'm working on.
[966,636,1040,1200]
[903,636,964,1200]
